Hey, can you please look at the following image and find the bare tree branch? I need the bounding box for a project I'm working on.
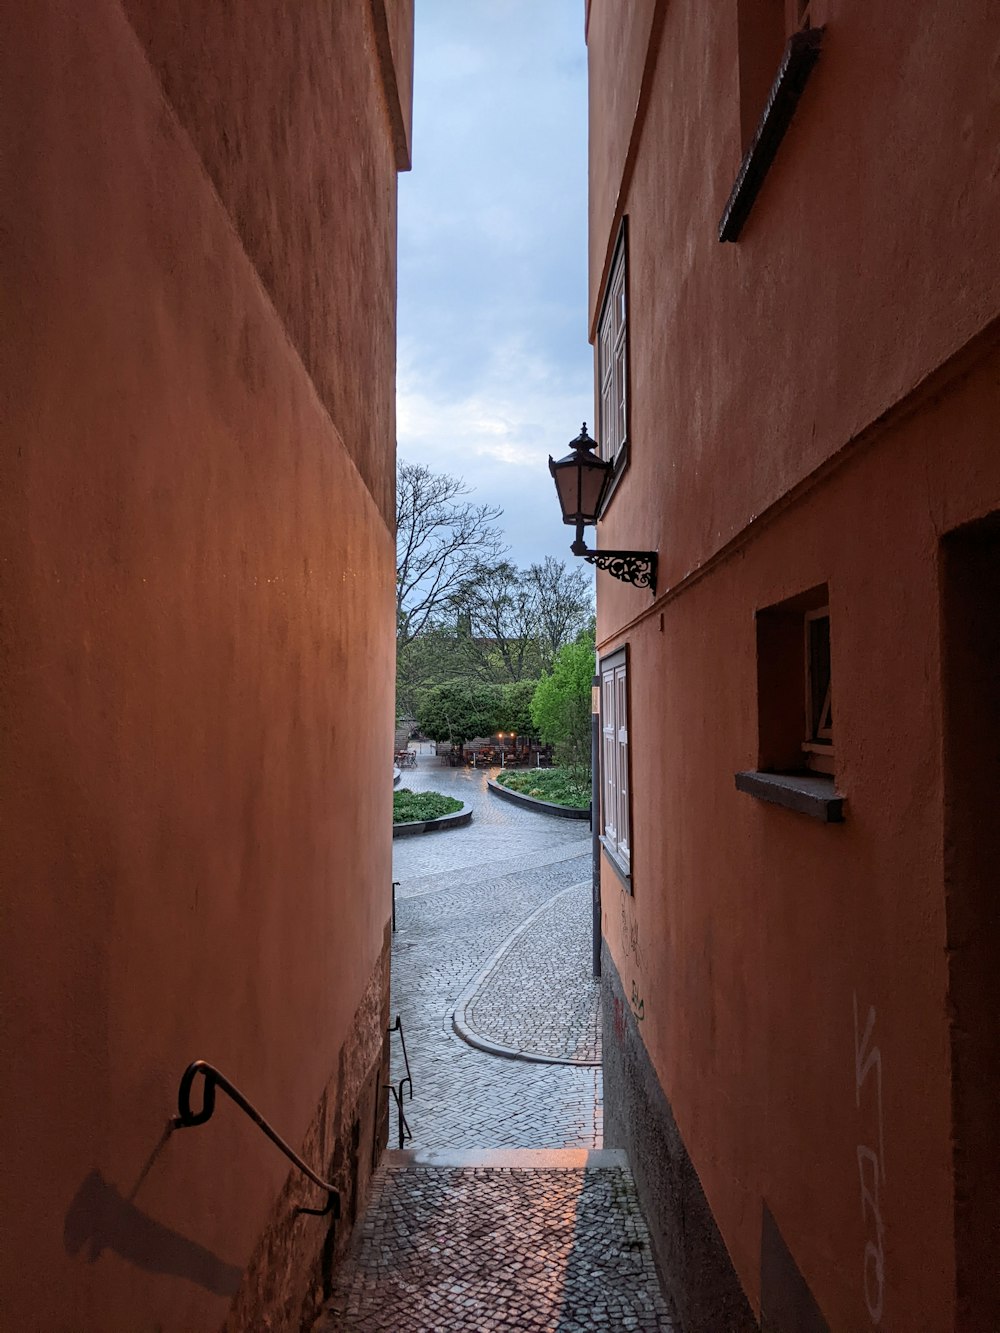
[528,556,594,669]
[396,460,506,648]
[457,560,542,683]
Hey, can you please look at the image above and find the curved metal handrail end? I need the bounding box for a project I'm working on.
[173,1060,216,1128]
[171,1060,340,1220]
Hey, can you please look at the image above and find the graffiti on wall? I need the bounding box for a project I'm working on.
[615,888,646,1035]
[620,893,645,973]
[853,993,886,1325]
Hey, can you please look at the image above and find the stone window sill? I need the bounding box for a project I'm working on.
[600,836,633,893]
[734,770,845,823]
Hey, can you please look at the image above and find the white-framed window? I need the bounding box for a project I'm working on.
[801,605,834,775]
[597,221,628,472]
[601,646,631,878]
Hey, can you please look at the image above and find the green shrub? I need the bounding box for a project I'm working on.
[530,633,594,774]
[393,789,464,824]
[495,768,590,809]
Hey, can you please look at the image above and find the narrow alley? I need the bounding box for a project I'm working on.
[316,756,675,1330]
[6,4,999,1330]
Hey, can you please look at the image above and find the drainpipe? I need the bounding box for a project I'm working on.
[591,670,601,978]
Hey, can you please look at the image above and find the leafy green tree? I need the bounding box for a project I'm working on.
[416,680,501,748]
[530,631,595,772]
[396,626,475,720]
[497,679,539,737]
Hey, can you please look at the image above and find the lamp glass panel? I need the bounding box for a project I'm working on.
[578,460,608,519]
[553,462,581,523]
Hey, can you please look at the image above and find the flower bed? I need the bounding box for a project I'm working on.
[494,768,590,809]
[393,789,463,824]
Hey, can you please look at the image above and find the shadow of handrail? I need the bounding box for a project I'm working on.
[172,1060,340,1219]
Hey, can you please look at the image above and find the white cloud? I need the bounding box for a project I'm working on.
[397,0,591,569]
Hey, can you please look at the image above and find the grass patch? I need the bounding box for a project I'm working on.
[393,789,464,824]
[495,768,590,809]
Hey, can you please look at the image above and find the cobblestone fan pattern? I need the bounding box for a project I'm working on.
[317,1159,675,1332]
[389,761,602,1151]
[462,882,602,1065]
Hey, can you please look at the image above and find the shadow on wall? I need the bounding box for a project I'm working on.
[64,1167,243,1298]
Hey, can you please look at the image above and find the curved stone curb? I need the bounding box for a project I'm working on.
[392,767,402,787]
[486,775,590,820]
[452,882,600,1067]
[392,802,473,839]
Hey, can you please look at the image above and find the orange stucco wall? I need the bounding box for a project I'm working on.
[590,0,1000,1326]
[592,0,1000,623]
[0,4,407,1329]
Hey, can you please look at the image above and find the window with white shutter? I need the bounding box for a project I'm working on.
[600,646,631,882]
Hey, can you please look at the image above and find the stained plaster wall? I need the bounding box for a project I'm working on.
[0,3,408,1329]
[588,0,1000,1326]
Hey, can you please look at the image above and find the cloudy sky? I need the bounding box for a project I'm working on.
[397,0,591,571]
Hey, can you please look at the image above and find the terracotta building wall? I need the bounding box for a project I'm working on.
[0,3,409,1330]
[591,0,1000,613]
[121,0,413,529]
[589,0,1000,1328]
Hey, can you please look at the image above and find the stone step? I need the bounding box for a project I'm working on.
[314,1148,676,1331]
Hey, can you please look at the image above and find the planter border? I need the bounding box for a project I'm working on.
[452,882,600,1067]
[487,776,591,821]
[392,801,473,839]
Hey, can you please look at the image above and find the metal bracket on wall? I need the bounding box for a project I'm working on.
[172,1060,341,1218]
[570,525,658,594]
[578,546,658,592]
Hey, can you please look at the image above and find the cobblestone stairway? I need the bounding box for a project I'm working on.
[319,760,675,1329]
[314,1149,675,1332]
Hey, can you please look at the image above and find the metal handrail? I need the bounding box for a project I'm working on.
[386,1017,413,1149]
[172,1060,340,1218]
[387,1016,412,1101]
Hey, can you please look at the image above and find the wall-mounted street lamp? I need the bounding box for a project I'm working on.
[548,424,657,593]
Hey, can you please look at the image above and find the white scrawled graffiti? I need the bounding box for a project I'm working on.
[854,993,886,1325]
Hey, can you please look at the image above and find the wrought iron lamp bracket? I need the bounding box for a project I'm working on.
[571,532,657,594]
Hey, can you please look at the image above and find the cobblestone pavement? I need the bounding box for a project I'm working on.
[389,759,601,1151]
[457,881,601,1066]
[319,760,676,1331]
[317,1151,675,1332]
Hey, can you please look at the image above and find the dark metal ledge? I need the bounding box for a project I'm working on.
[735,770,845,822]
[718,26,824,243]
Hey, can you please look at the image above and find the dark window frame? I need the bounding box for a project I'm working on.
[595,218,630,514]
[736,584,844,821]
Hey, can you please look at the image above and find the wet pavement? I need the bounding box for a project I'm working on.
[315,753,675,1331]
[455,881,601,1066]
[388,754,600,1149]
